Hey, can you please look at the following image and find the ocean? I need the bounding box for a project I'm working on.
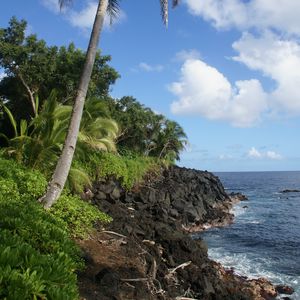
[198,171,300,299]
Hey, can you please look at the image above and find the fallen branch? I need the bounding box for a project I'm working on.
[175,298,199,300]
[99,230,127,239]
[169,261,192,274]
[151,258,157,280]
[121,278,148,282]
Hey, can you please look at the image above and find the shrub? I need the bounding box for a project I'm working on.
[0,199,81,299]
[0,230,78,300]
[0,156,112,299]
[76,151,160,189]
[0,157,47,199]
[0,178,20,201]
[50,194,112,238]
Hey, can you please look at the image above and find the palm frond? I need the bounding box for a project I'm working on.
[172,0,179,8]
[3,106,18,137]
[19,119,28,136]
[58,0,73,10]
[53,105,72,120]
[107,0,121,25]
[35,95,39,116]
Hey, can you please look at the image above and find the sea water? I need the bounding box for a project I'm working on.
[198,171,300,299]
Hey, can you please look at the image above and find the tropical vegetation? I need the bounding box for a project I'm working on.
[0,4,185,298]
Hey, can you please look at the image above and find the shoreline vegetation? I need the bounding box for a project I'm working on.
[0,17,294,299]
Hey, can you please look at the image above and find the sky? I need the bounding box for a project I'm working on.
[1,0,300,172]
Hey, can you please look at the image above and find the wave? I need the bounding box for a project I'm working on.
[207,249,300,299]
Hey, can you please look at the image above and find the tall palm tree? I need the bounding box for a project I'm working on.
[41,0,180,208]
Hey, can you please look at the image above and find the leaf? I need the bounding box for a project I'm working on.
[3,106,18,137]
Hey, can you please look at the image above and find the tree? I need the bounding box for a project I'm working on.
[1,92,118,173]
[155,120,187,162]
[41,0,179,208]
[0,17,56,116]
[101,95,187,161]
[0,18,119,126]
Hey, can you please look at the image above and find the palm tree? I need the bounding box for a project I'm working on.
[41,0,180,208]
[157,120,187,162]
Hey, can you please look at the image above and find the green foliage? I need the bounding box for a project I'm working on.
[1,92,118,193]
[0,157,47,199]
[0,156,112,299]
[104,96,187,163]
[0,17,119,123]
[0,178,20,201]
[77,151,160,189]
[50,194,112,238]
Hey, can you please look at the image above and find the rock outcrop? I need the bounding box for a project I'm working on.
[78,166,292,300]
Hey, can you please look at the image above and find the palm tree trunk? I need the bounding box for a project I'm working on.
[40,0,108,209]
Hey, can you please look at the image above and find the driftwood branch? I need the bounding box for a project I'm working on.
[121,278,148,282]
[169,261,192,274]
[99,230,127,239]
[175,298,199,300]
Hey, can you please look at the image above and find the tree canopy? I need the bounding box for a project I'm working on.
[0,17,119,121]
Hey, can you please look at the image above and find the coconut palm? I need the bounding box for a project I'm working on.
[1,92,118,174]
[156,120,187,162]
[41,0,180,208]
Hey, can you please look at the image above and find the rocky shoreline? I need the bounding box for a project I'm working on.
[78,166,294,300]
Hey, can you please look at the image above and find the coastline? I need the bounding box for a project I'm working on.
[78,166,294,299]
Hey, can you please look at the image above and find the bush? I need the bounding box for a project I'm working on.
[0,156,112,299]
[0,178,20,201]
[0,199,80,299]
[76,151,160,189]
[50,194,112,238]
[0,157,47,199]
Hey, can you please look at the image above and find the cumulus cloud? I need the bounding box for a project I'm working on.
[266,151,282,160]
[233,31,300,114]
[138,62,164,72]
[248,147,262,158]
[247,147,282,160]
[184,0,300,35]
[169,58,268,127]
[180,1,300,121]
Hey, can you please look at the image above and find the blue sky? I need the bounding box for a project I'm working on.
[1,0,300,171]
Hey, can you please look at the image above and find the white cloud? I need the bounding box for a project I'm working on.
[247,147,282,160]
[42,0,126,31]
[266,151,282,160]
[169,58,268,127]
[248,147,262,158]
[41,0,60,13]
[67,2,98,30]
[232,31,300,114]
[180,1,300,120]
[67,1,126,30]
[138,62,164,72]
[219,154,233,160]
[174,49,201,62]
[184,0,300,35]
